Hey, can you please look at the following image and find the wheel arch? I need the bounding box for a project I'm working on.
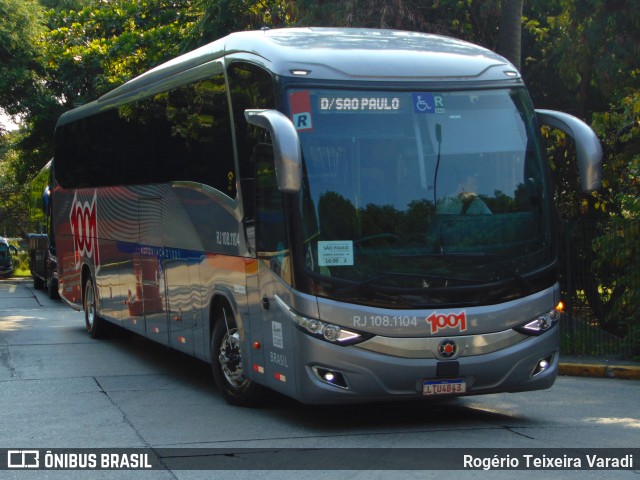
[80,263,97,311]
[207,288,242,358]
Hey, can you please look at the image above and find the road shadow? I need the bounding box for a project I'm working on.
[96,324,529,432]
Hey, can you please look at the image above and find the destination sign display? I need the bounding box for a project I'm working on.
[319,96,401,112]
[289,90,447,131]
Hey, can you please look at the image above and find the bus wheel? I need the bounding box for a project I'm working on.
[33,275,44,290]
[211,307,264,406]
[84,276,106,338]
[47,279,59,300]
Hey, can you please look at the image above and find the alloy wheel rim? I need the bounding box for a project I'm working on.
[218,328,248,389]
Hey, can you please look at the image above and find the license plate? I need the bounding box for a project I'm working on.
[422,379,466,396]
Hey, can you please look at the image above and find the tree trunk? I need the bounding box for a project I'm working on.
[496,0,524,70]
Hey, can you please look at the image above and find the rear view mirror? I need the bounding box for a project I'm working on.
[536,109,603,193]
[244,109,302,193]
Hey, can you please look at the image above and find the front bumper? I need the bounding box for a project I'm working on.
[291,325,559,404]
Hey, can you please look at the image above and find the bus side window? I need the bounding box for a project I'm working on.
[227,61,276,224]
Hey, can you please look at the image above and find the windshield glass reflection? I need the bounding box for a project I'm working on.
[290,88,554,307]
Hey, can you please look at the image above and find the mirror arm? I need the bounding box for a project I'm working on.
[536,109,602,193]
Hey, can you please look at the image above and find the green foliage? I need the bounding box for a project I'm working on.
[12,251,31,277]
[0,0,45,117]
[294,0,426,30]
[591,92,640,219]
[0,0,59,171]
[585,92,640,347]
[0,0,639,353]
[28,160,50,233]
[40,0,200,104]
[552,0,640,116]
[186,0,293,49]
[0,138,31,235]
[293,0,508,48]
[592,221,639,321]
[0,2,63,217]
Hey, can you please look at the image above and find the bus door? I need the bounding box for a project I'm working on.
[254,143,297,397]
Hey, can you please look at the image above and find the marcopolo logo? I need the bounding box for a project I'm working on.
[438,339,458,359]
[70,190,100,272]
[426,311,467,334]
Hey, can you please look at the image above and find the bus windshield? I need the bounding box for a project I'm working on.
[290,87,554,308]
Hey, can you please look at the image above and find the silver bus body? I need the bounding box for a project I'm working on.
[52,28,601,405]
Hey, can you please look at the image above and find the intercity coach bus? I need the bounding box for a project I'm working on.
[52,28,602,405]
[28,159,59,298]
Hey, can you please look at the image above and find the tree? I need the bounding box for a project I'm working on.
[0,132,30,235]
[533,1,640,343]
[0,0,204,236]
[0,0,44,118]
[39,0,201,106]
[548,0,640,118]
[295,1,526,68]
[294,0,424,30]
[185,0,294,50]
[496,0,524,69]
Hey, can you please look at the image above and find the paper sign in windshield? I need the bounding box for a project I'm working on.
[318,241,354,267]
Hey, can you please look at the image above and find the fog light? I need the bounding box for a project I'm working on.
[531,355,553,377]
[312,366,349,389]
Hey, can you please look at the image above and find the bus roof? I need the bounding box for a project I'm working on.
[57,28,520,126]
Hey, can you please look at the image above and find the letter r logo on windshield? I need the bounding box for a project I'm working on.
[293,112,312,131]
[289,91,313,132]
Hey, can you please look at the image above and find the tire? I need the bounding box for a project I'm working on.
[84,276,106,338]
[33,275,44,290]
[47,278,59,300]
[211,305,264,406]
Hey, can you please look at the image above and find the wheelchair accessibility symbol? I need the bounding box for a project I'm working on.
[415,95,432,112]
[412,93,444,114]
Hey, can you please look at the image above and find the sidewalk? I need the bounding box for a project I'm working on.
[559,355,640,380]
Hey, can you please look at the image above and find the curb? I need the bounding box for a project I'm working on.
[559,363,640,380]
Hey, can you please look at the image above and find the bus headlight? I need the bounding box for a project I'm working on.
[274,294,369,345]
[515,302,564,336]
[294,311,365,344]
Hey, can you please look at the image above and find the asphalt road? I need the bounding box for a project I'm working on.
[1,277,639,479]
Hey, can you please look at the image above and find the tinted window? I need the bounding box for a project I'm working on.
[55,73,236,197]
[292,88,554,307]
[227,62,276,217]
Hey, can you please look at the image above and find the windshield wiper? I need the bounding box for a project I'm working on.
[435,251,533,294]
[394,250,534,294]
[334,271,483,295]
